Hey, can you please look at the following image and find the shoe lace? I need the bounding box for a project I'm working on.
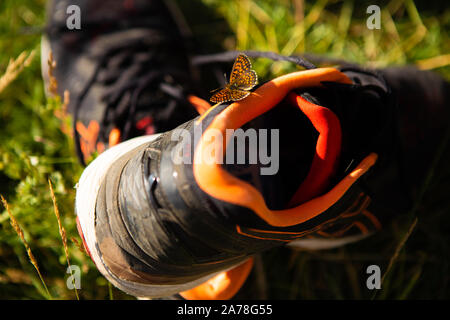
[192,50,317,70]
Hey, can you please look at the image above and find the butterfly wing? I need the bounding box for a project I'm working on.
[210,53,257,103]
[230,89,251,101]
[229,53,252,84]
[233,70,258,90]
[210,87,233,103]
[210,87,251,103]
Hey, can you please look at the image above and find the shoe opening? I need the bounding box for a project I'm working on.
[222,90,342,210]
[193,68,378,227]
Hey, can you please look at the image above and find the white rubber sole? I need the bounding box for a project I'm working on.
[288,234,369,250]
[75,134,227,298]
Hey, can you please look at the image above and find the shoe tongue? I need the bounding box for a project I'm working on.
[222,90,341,209]
[285,92,342,207]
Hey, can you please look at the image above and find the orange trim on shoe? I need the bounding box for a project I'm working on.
[179,258,254,300]
[96,142,105,154]
[77,120,100,161]
[77,122,122,162]
[362,209,382,230]
[193,68,380,227]
[109,128,121,147]
[188,94,212,115]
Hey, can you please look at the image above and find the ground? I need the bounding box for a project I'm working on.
[0,0,449,299]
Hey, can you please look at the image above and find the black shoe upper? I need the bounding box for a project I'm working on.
[43,0,201,165]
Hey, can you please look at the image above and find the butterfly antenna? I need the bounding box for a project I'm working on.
[210,73,229,93]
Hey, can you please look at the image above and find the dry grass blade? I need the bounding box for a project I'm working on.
[48,179,80,300]
[0,194,52,299]
[70,236,88,257]
[0,50,36,94]
[253,255,268,299]
[416,54,450,70]
[108,281,114,300]
[382,217,418,286]
[59,90,73,137]
[47,51,58,96]
[371,217,418,300]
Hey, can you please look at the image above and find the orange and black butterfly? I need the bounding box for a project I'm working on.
[210,53,258,104]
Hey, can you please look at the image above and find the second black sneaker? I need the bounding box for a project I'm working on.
[41,0,210,165]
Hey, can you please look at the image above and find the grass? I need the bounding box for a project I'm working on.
[0,0,449,299]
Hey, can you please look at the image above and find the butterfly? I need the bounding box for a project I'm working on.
[210,53,258,104]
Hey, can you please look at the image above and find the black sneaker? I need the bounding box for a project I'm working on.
[74,50,450,299]
[41,0,210,166]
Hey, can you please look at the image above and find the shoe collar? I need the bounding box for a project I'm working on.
[193,67,378,227]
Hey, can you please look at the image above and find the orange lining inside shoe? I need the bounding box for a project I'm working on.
[193,68,378,227]
[286,93,342,207]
